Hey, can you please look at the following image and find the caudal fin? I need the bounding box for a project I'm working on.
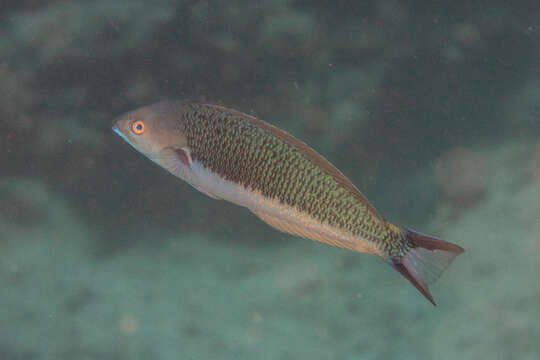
[391,228,464,306]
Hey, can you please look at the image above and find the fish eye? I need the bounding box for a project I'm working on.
[131,120,145,135]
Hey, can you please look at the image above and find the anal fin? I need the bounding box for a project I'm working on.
[250,209,357,250]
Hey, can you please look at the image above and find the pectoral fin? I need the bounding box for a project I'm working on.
[159,147,220,200]
[176,148,222,200]
[174,147,192,167]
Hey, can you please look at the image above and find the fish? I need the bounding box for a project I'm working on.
[112,100,464,305]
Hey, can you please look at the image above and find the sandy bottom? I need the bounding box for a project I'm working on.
[1,141,539,360]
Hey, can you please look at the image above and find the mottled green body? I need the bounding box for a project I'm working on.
[180,103,406,256]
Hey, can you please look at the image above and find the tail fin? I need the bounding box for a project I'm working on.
[391,228,464,306]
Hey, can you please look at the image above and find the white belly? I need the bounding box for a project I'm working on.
[184,160,381,255]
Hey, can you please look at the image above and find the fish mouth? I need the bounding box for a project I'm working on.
[111,116,121,132]
[111,115,125,137]
[111,122,123,138]
[111,118,134,147]
[112,125,122,137]
[112,125,132,146]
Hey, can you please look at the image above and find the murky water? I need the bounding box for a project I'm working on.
[1,1,539,359]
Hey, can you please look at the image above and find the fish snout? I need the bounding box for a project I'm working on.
[111,112,132,138]
[111,115,122,133]
[111,115,134,146]
[112,121,123,138]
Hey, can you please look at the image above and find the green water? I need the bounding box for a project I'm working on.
[1,1,539,359]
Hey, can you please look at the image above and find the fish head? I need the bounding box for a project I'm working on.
[112,101,188,166]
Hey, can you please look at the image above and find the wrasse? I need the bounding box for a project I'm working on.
[112,100,464,305]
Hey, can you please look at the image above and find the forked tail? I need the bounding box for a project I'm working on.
[391,228,464,305]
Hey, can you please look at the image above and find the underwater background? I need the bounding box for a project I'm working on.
[1,1,539,359]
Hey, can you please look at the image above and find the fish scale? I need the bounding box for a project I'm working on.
[181,103,391,250]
